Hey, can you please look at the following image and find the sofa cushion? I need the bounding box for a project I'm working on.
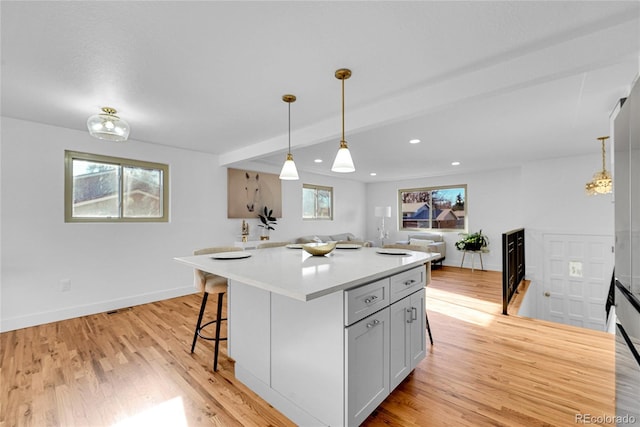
[294,232,371,245]
[409,238,434,248]
[398,233,446,262]
[330,232,356,242]
[408,232,443,243]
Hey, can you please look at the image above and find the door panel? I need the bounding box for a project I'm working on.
[542,234,613,330]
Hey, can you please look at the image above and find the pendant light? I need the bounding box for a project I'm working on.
[585,136,612,195]
[331,68,355,173]
[87,107,130,142]
[279,94,299,180]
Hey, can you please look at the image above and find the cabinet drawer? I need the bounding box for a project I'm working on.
[389,266,424,303]
[345,278,390,326]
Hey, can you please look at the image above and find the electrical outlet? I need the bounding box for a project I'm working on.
[60,279,71,292]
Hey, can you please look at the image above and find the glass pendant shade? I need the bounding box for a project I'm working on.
[332,141,355,173]
[279,94,299,180]
[332,68,355,173]
[585,170,613,195]
[280,153,299,180]
[87,107,130,142]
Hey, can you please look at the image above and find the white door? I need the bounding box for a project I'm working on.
[542,233,614,330]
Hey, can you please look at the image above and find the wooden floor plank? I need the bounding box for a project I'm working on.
[0,266,614,426]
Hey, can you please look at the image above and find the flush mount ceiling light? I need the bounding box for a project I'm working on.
[279,94,299,180]
[331,68,355,173]
[87,107,130,142]
[585,136,612,195]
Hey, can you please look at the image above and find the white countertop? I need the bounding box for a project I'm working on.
[175,246,436,301]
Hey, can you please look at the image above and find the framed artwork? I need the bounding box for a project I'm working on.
[227,168,282,219]
[398,184,466,231]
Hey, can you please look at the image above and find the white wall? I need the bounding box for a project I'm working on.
[0,116,611,331]
[521,154,614,286]
[231,161,367,243]
[365,154,614,274]
[366,167,523,271]
[0,118,366,331]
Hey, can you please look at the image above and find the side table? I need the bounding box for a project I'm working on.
[460,250,484,272]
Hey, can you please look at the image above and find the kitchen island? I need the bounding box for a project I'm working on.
[175,246,437,426]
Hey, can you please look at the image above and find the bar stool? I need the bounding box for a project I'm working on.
[425,312,434,346]
[191,246,242,371]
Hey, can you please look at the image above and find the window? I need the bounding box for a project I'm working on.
[302,184,333,220]
[65,151,169,222]
[398,185,466,231]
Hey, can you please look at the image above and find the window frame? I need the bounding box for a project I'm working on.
[398,184,467,232]
[64,150,169,223]
[302,183,333,220]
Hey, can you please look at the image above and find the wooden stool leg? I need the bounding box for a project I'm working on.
[191,292,209,353]
[213,292,225,371]
[425,312,434,345]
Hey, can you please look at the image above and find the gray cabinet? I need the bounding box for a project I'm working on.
[390,288,426,391]
[614,75,640,422]
[614,74,640,299]
[345,307,390,427]
[230,263,429,427]
[345,265,426,425]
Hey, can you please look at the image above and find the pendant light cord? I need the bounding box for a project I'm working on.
[341,77,345,141]
[288,102,291,154]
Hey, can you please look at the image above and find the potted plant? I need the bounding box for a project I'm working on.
[258,206,277,240]
[455,229,489,252]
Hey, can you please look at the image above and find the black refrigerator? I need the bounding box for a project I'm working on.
[614,75,640,424]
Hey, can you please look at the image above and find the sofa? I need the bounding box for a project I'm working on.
[396,232,446,266]
[293,232,373,247]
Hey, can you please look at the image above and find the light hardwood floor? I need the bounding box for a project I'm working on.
[0,267,614,426]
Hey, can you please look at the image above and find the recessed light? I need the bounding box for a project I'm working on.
[409,139,421,144]
[370,172,377,176]
[451,161,460,166]
[314,159,323,163]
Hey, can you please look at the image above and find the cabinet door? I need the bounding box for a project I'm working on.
[389,297,411,390]
[408,289,426,368]
[390,289,426,391]
[345,307,390,427]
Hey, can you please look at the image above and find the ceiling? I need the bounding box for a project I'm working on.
[2,1,639,182]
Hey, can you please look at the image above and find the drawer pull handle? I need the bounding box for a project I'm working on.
[364,295,378,304]
[366,319,381,328]
[404,279,416,286]
[406,307,418,323]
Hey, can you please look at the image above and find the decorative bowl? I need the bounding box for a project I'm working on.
[302,241,337,256]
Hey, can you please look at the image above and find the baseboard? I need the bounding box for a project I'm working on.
[0,286,195,333]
